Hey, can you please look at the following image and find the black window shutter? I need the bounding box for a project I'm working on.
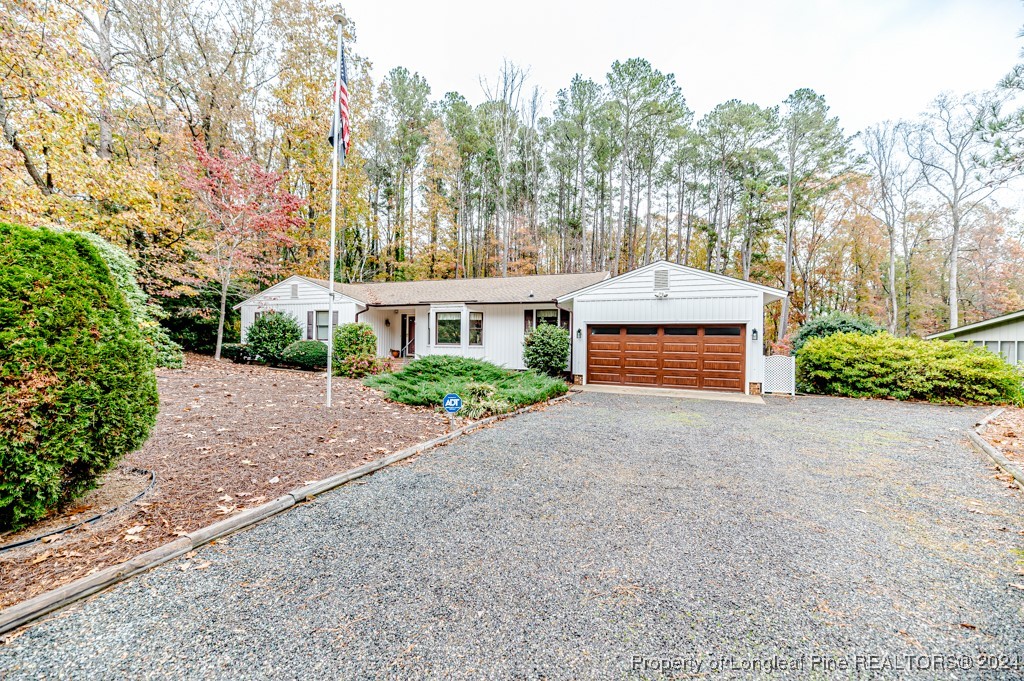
[524,309,533,333]
[559,309,570,329]
[306,311,314,339]
[332,311,339,326]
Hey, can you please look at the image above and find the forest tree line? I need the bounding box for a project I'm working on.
[4,0,1024,345]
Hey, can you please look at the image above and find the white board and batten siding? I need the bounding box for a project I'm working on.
[239,276,358,342]
[565,263,780,391]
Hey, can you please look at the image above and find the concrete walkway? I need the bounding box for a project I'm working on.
[2,393,1022,679]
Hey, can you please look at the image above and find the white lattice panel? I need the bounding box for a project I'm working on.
[764,355,796,395]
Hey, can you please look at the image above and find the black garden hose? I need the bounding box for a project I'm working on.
[0,467,156,553]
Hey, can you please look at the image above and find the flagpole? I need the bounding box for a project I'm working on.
[326,14,344,408]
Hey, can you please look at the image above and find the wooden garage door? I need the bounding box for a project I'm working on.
[587,325,746,392]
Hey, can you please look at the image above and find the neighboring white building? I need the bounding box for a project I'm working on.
[236,260,787,395]
[925,309,1024,364]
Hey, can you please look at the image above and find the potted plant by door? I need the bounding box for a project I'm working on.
[390,349,401,358]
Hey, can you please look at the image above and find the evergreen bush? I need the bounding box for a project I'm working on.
[333,322,378,365]
[791,311,883,354]
[0,223,159,529]
[66,231,184,368]
[796,332,1023,405]
[523,323,571,376]
[246,312,302,365]
[282,340,328,370]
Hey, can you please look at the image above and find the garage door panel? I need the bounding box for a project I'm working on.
[662,375,700,388]
[703,360,742,371]
[588,324,745,393]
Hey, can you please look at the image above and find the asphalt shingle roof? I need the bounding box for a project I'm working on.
[306,271,609,306]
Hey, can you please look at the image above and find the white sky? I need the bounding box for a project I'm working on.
[343,0,1023,134]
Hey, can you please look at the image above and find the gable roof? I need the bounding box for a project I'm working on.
[300,271,610,306]
[925,308,1024,339]
[556,260,788,302]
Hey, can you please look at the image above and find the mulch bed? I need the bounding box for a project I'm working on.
[985,406,1024,465]
[0,354,453,609]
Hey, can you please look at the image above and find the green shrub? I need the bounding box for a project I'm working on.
[792,311,883,354]
[0,223,159,530]
[365,355,568,418]
[333,322,377,366]
[220,343,251,363]
[338,353,387,378]
[246,311,302,365]
[282,340,328,370]
[523,323,571,377]
[796,332,1023,405]
[64,230,184,368]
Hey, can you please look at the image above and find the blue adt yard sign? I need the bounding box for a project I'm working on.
[442,393,463,413]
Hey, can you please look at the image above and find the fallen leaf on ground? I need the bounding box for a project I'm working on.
[268,476,280,484]
[125,525,146,535]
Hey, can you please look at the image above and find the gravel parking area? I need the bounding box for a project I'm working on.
[2,393,1023,678]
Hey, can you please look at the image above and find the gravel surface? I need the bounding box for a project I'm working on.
[2,393,1023,679]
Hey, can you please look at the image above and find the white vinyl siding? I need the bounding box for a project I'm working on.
[239,277,360,343]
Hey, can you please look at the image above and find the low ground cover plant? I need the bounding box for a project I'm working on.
[246,311,302,365]
[523,324,570,376]
[796,332,1023,405]
[282,340,328,370]
[365,355,568,418]
[0,223,159,529]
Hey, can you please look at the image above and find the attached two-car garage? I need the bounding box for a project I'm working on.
[558,261,787,396]
[586,325,746,392]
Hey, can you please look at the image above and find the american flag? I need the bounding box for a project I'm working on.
[329,42,351,158]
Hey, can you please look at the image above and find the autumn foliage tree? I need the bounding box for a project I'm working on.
[183,141,303,359]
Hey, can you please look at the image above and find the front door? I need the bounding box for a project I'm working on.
[401,314,416,356]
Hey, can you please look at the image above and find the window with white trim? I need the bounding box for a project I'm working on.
[436,311,461,345]
[315,310,330,340]
[535,309,559,328]
[469,312,483,345]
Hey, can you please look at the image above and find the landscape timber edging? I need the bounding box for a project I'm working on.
[968,408,1024,491]
[0,392,572,637]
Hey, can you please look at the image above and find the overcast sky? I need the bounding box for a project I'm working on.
[343,0,1023,134]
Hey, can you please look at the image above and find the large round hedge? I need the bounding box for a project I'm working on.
[0,223,159,529]
[245,311,302,365]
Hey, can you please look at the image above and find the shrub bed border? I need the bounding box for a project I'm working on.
[0,393,572,637]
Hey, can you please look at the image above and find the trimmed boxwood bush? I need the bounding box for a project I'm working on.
[523,324,570,377]
[333,322,377,367]
[792,311,883,354]
[220,342,251,363]
[796,332,1023,405]
[282,340,328,370]
[0,223,159,530]
[246,311,302,365]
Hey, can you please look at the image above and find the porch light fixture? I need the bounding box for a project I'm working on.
[385,318,391,327]
[752,328,758,341]
[576,328,582,339]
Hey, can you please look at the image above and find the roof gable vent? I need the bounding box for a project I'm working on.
[290,283,298,299]
[654,268,669,291]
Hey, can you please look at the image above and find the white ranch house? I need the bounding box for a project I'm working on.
[926,308,1024,365]
[237,261,787,395]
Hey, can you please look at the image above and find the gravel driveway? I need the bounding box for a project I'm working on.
[2,393,1023,679]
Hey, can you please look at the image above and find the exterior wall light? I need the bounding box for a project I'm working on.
[576,328,582,339]
[752,328,759,341]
